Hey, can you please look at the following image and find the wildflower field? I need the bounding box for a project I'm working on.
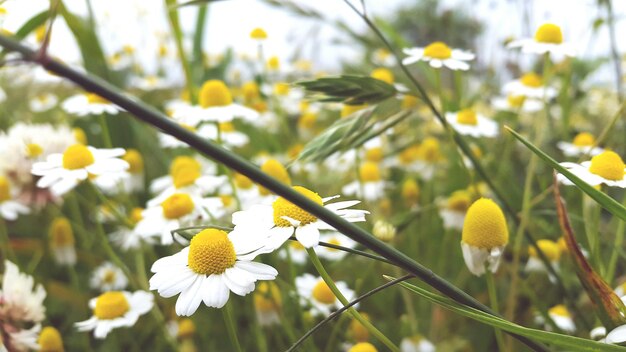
[1,0,626,351]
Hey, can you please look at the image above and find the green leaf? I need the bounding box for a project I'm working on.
[14,11,49,39]
[296,75,398,105]
[390,276,626,351]
[506,126,626,222]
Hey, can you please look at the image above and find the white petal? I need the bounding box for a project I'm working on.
[295,224,320,248]
[175,275,205,316]
[202,275,231,308]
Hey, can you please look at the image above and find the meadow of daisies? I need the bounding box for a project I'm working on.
[1,1,626,351]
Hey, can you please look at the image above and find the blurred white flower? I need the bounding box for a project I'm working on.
[403,41,474,70]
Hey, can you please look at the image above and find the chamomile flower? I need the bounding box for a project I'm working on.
[197,122,250,148]
[90,262,128,292]
[614,282,626,297]
[278,240,308,264]
[525,239,561,280]
[257,158,291,198]
[590,326,606,341]
[130,75,170,90]
[606,325,626,345]
[342,162,388,202]
[373,48,395,67]
[348,342,378,352]
[372,220,396,242]
[348,313,371,342]
[508,23,576,58]
[503,73,557,99]
[558,150,626,188]
[315,233,357,261]
[402,41,475,70]
[232,185,368,248]
[48,217,77,266]
[38,326,64,352]
[149,228,278,316]
[93,149,145,195]
[29,93,58,113]
[445,109,499,138]
[557,132,604,157]
[187,80,258,124]
[109,207,154,251]
[389,138,443,181]
[400,335,436,352]
[135,192,225,245]
[253,282,282,326]
[74,290,153,339]
[438,190,472,231]
[295,273,356,317]
[32,144,129,196]
[0,176,29,221]
[461,198,509,276]
[547,305,576,333]
[492,94,543,113]
[62,93,120,116]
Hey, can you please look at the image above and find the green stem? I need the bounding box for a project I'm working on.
[306,248,399,352]
[134,248,149,290]
[191,4,208,76]
[485,269,506,352]
[98,113,112,148]
[165,0,196,104]
[0,218,16,262]
[606,195,626,283]
[223,302,244,352]
[0,34,548,351]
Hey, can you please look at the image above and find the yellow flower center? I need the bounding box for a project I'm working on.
[220,194,234,207]
[462,198,509,249]
[94,291,130,319]
[0,176,11,202]
[534,23,563,44]
[418,138,441,162]
[103,270,116,284]
[370,68,394,84]
[129,207,143,225]
[170,156,202,189]
[349,313,371,342]
[219,122,236,133]
[572,132,595,147]
[548,304,570,318]
[359,162,381,182]
[348,342,378,352]
[73,128,88,145]
[341,104,366,118]
[161,193,195,219]
[242,82,260,102]
[507,95,526,108]
[86,93,108,104]
[272,186,322,227]
[456,109,478,125]
[177,318,196,339]
[187,229,236,275]
[423,41,452,59]
[520,73,543,88]
[290,241,305,250]
[38,326,64,352]
[287,144,304,160]
[402,179,420,204]
[122,149,144,174]
[528,239,561,261]
[259,159,291,196]
[365,147,384,163]
[274,82,290,96]
[298,112,317,130]
[49,217,75,247]
[267,56,280,70]
[254,282,282,312]
[447,190,472,212]
[26,143,44,158]
[234,173,254,189]
[62,144,95,170]
[250,27,268,40]
[170,156,201,176]
[588,151,625,181]
[402,95,419,109]
[199,80,233,108]
[326,238,341,252]
[312,280,336,304]
[398,145,420,164]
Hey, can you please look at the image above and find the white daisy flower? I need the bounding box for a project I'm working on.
[186,80,259,125]
[0,176,29,221]
[438,190,472,231]
[606,325,626,345]
[508,23,576,58]
[135,192,224,245]
[62,93,121,116]
[197,122,250,148]
[461,199,508,276]
[402,41,475,71]
[232,185,368,249]
[342,162,388,202]
[614,282,626,297]
[503,73,557,100]
[400,335,436,352]
[31,144,129,196]
[492,94,543,113]
[525,239,561,282]
[315,232,357,261]
[386,138,443,181]
[93,149,145,195]
[75,290,153,339]
[295,273,356,317]
[253,282,282,326]
[148,156,227,207]
[277,240,308,265]
[90,262,128,292]
[558,150,626,188]
[590,326,606,341]
[149,228,278,316]
[548,305,576,333]
[48,217,77,266]
[29,93,58,113]
[372,48,396,67]
[556,132,604,157]
[130,75,170,90]
[109,207,155,251]
[0,260,46,324]
[445,109,499,138]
